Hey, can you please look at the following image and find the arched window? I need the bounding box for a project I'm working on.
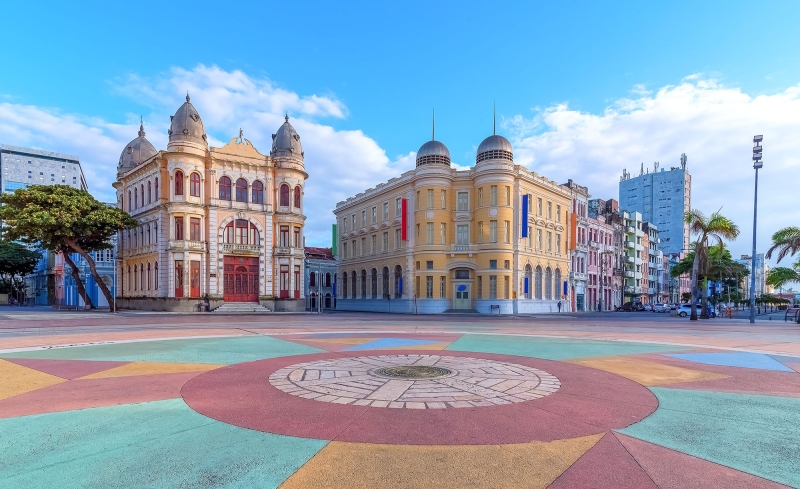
[280,184,290,207]
[140,184,144,206]
[309,271,316,287]
[134,187,138,209]
[394,265,403,298]
[219,176,231,201]
[342,272,348,298]
[535,266,543,299]
[351,270,357,299]
[147,263,151,291]
[175,170,184,196]
[524,264,533,299]
[252,181,264,204]
[133,265,138,291]
[147,224,151,245]
[154,177,158,200]
[325,272,331,287]
[371,268,378,298]
[190,172,201,197]
[147,181,152,204]
[128,190,132,211]
[554,269,562,300]
[154,261,159,289]
[545,267,553,300]
[382,267,390,298]
[361,269,367,298]
[294,186,301,208]
[235,178,248,202]
[222,220,259,245]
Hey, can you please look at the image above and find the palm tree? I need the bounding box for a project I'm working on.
[766,227,800,263]
[685,209,740,320]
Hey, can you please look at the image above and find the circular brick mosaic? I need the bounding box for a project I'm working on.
[268,354,560,409]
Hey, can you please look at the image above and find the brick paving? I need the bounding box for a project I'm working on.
[268,354,560,409]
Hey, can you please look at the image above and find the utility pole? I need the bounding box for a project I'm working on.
[749,136,763,323]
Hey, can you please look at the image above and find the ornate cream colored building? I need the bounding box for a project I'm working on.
[113,95,307,311]
[334,127,572,314]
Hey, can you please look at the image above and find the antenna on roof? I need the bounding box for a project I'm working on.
[186,91,190,102]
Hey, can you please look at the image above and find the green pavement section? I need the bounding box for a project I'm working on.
[620,388,800,488]
[0,335,322,364]
[0,398,327,489]
[446,334,680,360]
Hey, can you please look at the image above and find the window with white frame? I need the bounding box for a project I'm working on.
[440,223,446,245]
[489,220,497,243]
[490,185,497,206]
[457,192,468,211]
[504,221,510,243]
[426,222,433,245]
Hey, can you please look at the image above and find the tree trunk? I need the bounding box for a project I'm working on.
[62,252,94,309]
[64,238,115,312]
[700,278,709,319]
[690,250,700,320]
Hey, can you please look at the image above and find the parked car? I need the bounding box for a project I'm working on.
[671,304,717,317]
[653,304,667,313]
[617,302,644,312]
[642,304,653,312]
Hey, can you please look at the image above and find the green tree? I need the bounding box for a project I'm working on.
[766,227,800,263]
[0,185,136,312]
[685,209,740,320]
[0,240,41,304]
[766,265,800,302]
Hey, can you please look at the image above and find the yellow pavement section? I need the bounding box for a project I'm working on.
[78,362,224,379]
[280,433,603,489]
[0,359,66,400]
[568,356,728,386]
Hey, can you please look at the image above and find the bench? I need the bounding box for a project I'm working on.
[490,304,500,314]
[785,307,800,323]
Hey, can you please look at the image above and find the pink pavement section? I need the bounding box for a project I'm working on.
[181,350,658,445]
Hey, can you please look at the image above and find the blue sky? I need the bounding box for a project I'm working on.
[1,0,799,261]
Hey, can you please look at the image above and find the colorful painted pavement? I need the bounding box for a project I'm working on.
[1,328,799,488]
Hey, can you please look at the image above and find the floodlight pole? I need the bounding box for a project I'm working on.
[749,135,763,324]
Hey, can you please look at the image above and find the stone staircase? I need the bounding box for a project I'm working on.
[212,302,271,314]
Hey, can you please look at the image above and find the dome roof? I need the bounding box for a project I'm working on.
[476,134,513,163]
[168,93,207,148]
[416,140,451,167]
[271,115,303,158]
[118,122,157,173]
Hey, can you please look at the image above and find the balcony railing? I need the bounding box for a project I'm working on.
[648,287,656,294]
[451,244,475,253]
[168,240,206,253]
[220,243,261,255]
[624,271,634,278]
[626,256,635,263]
[624,241,635,249]
[626,226,635,234]
[274,246,304,257]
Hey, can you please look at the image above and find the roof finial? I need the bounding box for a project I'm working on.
[285,112,289,122]
[138,116,145,137]
[493,101,496,135]
[432,108,435,141]
[186,91,190,102]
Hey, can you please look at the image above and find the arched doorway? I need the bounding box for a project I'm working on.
[394,265,403,298]
[223,256,259,302]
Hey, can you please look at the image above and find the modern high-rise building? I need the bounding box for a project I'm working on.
[0,144,87,193]
[619,155,691,256]
[736,254,770,298]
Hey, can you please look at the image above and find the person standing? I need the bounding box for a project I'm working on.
[557,301,562,313]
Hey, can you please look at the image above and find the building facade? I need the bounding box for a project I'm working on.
[736,254,770,299]
[586,213,615,311]
[304,247,337,311]
[621,210,647,304]
[333,129,572,314]
[563,180,589,311]
[619,157,691,256]
[1,144,89,305]
[61,244,117,308]
[113,96,308,311]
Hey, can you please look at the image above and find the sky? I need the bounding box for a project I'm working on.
[1,0,799,266]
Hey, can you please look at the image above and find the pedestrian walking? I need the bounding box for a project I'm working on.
[557,301,562,313]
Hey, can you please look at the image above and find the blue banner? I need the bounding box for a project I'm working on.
[398,278,403,295]
[524,277,529,294]
[521,195,529,237]
[563,281,568,296]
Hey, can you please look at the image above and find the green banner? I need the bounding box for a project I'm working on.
[331,224,337,256]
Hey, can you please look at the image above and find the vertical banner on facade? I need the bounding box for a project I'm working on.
[398,277,403,295]
[521,195,529,237]
[524,277,529,294]
[401,198,408,240]
[331,224,338,256]
[563,281,568,297]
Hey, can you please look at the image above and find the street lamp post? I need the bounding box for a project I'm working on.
[749,135,763,324]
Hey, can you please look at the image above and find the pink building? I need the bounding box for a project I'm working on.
[587,214,615,311]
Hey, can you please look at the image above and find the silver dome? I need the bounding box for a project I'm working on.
[118,122,157,173]
[271,115,303,158]
[168,93,207,147]
[476,134,513,163]
[416,140,451,167]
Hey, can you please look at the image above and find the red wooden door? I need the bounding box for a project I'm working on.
[175,260,184,298]
[223,256,259,302]
[280,265,289,299]
[190,260,201,298]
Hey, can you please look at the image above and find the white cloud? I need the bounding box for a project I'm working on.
[0,65,415,247]
[506,76,800,263]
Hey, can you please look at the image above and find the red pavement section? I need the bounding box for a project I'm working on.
[638,354,800,397]
[0,372,199,418]
[549,431,658,488]
[614,432,789,489]
[181,350,658,445]
[4,358,129,380]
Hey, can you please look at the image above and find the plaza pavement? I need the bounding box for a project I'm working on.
[0,309,799,488]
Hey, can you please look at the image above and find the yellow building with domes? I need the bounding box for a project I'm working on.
[334,125,572,314]
[113,95,308,311]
